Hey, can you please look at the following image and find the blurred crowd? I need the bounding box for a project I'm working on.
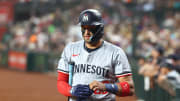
[0,0,180,97]
[136,3,180,98]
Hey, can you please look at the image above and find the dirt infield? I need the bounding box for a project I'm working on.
[0,67,137,101]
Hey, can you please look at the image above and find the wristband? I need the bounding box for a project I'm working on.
[105,84,118,94]
[119,82,130,96]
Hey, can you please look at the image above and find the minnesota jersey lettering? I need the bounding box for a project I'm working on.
[74,64,108,77]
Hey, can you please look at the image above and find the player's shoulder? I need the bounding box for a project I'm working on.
[104,41,124,53]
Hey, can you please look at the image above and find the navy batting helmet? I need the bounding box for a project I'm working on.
[78,9,104,43]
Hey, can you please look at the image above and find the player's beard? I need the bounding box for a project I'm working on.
[83,32,101,45]
[84,38,103,48]
[83,31,93,43]
[84,36,92,43]
[84,36,98,45]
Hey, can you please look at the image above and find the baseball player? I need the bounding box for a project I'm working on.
[57,9,134,101]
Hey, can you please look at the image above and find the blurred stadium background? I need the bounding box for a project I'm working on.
[0,0,179,101]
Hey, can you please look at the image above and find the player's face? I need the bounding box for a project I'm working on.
[81,25,96,43]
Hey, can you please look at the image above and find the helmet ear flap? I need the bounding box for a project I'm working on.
[90,25,104,43]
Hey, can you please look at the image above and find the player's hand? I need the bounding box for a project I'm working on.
[70,84,93,99]
[89,80,106,91]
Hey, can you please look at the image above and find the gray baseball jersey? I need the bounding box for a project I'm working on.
[57,40,132,101]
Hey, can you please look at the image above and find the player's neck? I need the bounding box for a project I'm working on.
[85,39,103,49]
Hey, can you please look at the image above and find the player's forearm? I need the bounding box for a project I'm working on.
[104,81,134,97]
[57,80,72,96]
[115,81,134,96]
[57,72,72,96]
[90,80,134,97]
[115,75,134,96]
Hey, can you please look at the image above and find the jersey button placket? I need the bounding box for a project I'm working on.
[87,54,91,62]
